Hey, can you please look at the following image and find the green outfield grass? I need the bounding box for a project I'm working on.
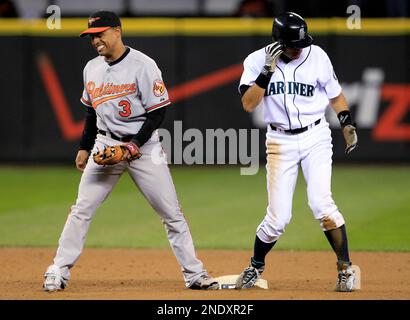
[0,165,409,251]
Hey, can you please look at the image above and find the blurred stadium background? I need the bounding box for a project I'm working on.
[0,0,409,251]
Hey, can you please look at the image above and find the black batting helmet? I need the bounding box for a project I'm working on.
[272,12,313,48]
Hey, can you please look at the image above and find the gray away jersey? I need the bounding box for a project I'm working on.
[80,47,171,137]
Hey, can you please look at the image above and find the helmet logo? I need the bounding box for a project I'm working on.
[299,28,305,40]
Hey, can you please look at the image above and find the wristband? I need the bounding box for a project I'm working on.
[255,67,273,89]
[337,110,353,128]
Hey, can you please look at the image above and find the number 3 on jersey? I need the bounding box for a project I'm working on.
[118,100,131,117]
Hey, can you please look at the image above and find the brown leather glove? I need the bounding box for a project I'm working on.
[93,143,142,166]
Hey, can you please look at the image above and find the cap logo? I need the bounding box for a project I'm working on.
[299,28,305,40]
[88,17,101,25]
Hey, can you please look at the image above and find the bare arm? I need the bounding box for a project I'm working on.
[241,84,266,113]
[329,91,349,114]
[241,42,283,113]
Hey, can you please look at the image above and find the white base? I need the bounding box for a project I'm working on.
[351,265,361,290]
[214,274,268,290]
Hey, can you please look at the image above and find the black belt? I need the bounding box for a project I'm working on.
[98,130,134,142]
[269,119,321,135]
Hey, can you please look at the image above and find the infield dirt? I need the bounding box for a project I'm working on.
[1,248,409,300]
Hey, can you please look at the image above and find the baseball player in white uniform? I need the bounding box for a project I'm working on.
[235,12,358,292]
[43,11,219,292]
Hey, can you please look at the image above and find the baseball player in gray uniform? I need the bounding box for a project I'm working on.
[43,11,219,292]
[235,12,358,292]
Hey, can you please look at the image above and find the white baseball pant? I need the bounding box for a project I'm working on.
[257,119,345,243]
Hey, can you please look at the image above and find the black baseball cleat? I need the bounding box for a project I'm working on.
[235,265,264,289]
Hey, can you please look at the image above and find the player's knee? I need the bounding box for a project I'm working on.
[162,215,189,233]
[308,198,321,215]
[308,195,336,217]
[69,204,94,222]
[318,211,345,231]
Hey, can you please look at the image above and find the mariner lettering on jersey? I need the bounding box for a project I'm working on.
[87,81,137,100]
[266,81,315,97]
[239,44,342,129]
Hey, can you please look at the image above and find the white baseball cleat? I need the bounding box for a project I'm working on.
[43,265,70,292]
[189,275,219,290]
[335,265,356,292]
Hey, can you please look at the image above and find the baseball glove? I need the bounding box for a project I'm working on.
[93,142,142,166]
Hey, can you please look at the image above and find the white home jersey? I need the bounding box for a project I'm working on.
[239,44,341,129]
[80,47,171,137]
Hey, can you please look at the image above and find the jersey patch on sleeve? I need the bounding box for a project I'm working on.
[153,79,166,97]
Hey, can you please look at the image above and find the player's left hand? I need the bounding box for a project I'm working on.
[342,124,358,154]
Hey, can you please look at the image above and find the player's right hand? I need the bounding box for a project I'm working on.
[264,42,283,72]
[76,150,90,172]
[342,124,358,154]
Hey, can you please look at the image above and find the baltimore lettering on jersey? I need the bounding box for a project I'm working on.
[266,81,315,97]
[86,81,137,100]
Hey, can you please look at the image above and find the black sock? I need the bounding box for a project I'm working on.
[251,235,276,269]
[324,224,350,265]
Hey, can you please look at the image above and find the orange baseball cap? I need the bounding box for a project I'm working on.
[80,11,121,37]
